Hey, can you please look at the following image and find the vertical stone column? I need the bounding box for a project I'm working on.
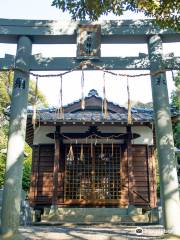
[1,36,32,239]
[148,35,180,236]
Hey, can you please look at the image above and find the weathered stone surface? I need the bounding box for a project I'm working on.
[0,36,32,238]
[39,207,159,224]
[18,225,170,240]
[148,34,180,237]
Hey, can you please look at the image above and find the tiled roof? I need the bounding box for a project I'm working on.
[28,105,180,123]
[28,110,153,122]
[26,88,180,123]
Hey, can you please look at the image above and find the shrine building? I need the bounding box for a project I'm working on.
[24,89,167,222]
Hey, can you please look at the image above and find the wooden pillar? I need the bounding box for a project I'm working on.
[126,125,134,205]
[148,35,180,236]
[120,144,129,206]
[1,36,32,240]
[58,141,65,204]
[29,145,40,207]
[52,126,60,208]
[148,146,157,208]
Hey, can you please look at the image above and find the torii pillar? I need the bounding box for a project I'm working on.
[0,36,32,240]
[148,35,180,236]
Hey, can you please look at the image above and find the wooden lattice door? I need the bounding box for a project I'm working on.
[64,144,122,205]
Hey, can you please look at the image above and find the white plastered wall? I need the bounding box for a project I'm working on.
[33,126,55,145]
[131,126,153,145]
[33,125,153,145]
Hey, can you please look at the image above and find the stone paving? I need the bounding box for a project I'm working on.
[18,224,178,240]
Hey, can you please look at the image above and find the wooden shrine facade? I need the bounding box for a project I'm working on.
[28,90,157,209]
[1,18,180,237]
[29,143,156,208]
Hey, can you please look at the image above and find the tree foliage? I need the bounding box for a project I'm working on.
[131,100,153,109]
[0,71,48,111]
[22,144,33,192]
[171,72,180,110]
[52,0,180,31]
[0,71,48,191]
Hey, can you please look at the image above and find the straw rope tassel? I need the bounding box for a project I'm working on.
[171,70,176,82]
[127,76,132,125]
[80,144,84,161]
[81,68,85,110]
[59,75,64,119]
[32,76,38,129]
[112,142,114,157]
[67,144,74,161]
[102,70,104,114]
[91,137,93,158]
[103,70,108,118]
[101,143,104,159]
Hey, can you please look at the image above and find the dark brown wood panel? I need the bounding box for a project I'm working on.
[29,145,54,207]
[131,145,150,206]
[29,143,157,208]
[29,145,39,206]
[148,146,157,208]
[129,145,157,207]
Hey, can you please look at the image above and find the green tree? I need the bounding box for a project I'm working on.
[0,71,48,191]
[171,72,180,110]
[0,71,48,111]
[52,0,180,31]
[22,144,33,192]
[131,100,153,109]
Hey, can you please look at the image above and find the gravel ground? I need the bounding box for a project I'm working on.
[18,224,175,240]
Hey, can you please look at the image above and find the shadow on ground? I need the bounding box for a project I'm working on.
[19,224,169,240]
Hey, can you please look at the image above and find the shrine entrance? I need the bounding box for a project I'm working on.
[0,18,180,238]
[64,144,122,205]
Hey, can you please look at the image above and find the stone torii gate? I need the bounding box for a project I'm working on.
[0,18,180,239]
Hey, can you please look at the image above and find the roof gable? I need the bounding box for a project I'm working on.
[64,90,127,114]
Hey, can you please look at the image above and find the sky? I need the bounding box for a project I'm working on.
[0,0,179,107]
